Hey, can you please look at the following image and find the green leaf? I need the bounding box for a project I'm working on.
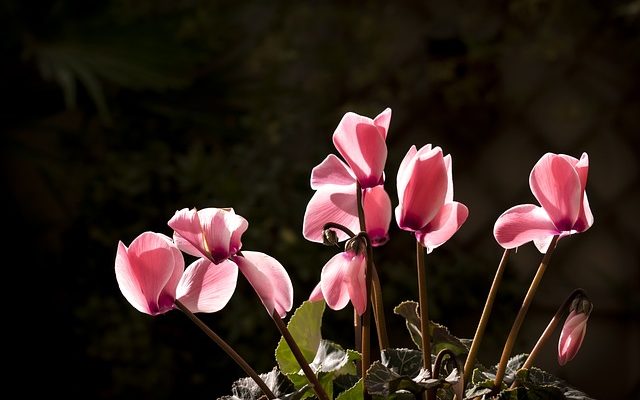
[275,301,325,377]
[393,301,422,349]
[518,367,596,400]
[335,379,362,400]
[503,353,529,385]
[380,348,423,377]
[227,368,296,400]
[464,378,495,399]
[311,340,354,374]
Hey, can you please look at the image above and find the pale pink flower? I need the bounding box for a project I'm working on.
[395,145,468,253]
[115,231,238,315]
[558,310,589,366]
[302,154,392,246]
[332,108,391,188]
[494,153,593,252]
[168,208,294,317]
[309,249,367,315]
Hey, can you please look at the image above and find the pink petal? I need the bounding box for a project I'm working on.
[320,252,352,311]
[373,108,392,139]
[303,184,360,243]
[416,202,469,254]
[309,282,324,302]
[333,112,387,188]
[558,310,588,366]
[176,259,238,313]
[310,154,356,190]
[363,185,392,246]
[574,193,594,233]
[116,232,184,315]
[494,204,559,249]
[396,146,448,231]
[199,208,248,263]
[234,251,293,318]
[444,154,454,203]
[346,252,367,316]
[529,154,582,231]
[169,208,208,258]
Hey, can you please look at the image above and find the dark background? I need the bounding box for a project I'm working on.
[2,1,639,398]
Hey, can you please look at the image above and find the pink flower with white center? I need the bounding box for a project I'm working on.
[494,152,594,253]
[558,309,590,366]
[302,154,392,246]
[395,144,469,253]
[333,108,391,189]
[115,231,238,315]
[168,208,293,318]
[309,249,367,315]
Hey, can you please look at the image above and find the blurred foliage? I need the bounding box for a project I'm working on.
[2,0,639,399]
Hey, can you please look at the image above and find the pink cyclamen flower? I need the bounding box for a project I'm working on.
[333,108,391,188]
[309,249,367,315]
[558,310,589,366]
[169,208,293,317]
[395,144,469,253]
[115,231,238,315]
[494,152,593,253]
[302,154,392,246]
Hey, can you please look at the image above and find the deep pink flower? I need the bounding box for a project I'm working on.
[115,232,238,315]
[333,108,391,188]
[395,145,468,252]
[558,310,589,366]
[302,154,392,246]
[168,208,293,317]
[494,153,593,252]
[309,249,367,315]
[169,208,248,264]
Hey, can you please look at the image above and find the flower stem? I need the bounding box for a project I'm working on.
[416,240,433,400]
[323,222,357,239]
[493,235,559,389]
[463,249,512,383]
[510,288,587,388]
[272,313,331,400]
[174,300,276,400]
[356,182,372,393]
[433,349,457,379]
[371,263,389,350]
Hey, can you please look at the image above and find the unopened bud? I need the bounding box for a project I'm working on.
[322,229,339,246]
[558,301,592,366]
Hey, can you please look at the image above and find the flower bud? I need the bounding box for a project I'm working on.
[558,298,592,366]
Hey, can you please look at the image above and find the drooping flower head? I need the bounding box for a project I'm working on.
[395,144,469,253]
[558,296,593,366]
[168,208,294,318]
[115,231,238,315]
[494,152,593,253]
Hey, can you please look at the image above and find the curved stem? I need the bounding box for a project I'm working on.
[433,349,457,379]
[463,249,512,382]
[416,240,433,400]
[272,313,331,400]
[323,222,356,239]
[510,288,588,388]
[493,236,559,389]
[175,300,276,400]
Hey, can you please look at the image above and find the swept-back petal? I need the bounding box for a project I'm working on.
[396,146,448,231]
[373,108,392,139]
[494,204,559,249]
[320,252,352,311]
[303,184,359,243]
[363,185,392,246]
[530,154,582,231]
[346,253,367,316]
[574,193,594,233]
[416,201,469,253]
[199,208,248,263]
[333,112,387,188]
[310,154,356,190]
[176,259,238,313]
[169,208,208,258]
[444,154,454,203]
[309,282,324,302]
[234,252,293,318]
[396,145,419,205]
[115,241,148,314]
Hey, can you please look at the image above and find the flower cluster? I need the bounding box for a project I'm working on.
[115,107,595,400]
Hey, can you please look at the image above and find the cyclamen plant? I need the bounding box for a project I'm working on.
[115,108,595,400]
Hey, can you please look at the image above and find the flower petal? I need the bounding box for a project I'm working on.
[416,201,469,253]
[309,282,324,302]
[373,108,392,139]
[303,184,359,243]
[234,252,293,318]
[169,208,208,258]
[444,154,454,203]
[115,241,148,314]
[333,112,387,188]
[558,310,588,366]
[320,252,352,311]
[529,154,582,231]
[176,259,238,313]
[363,185,392,246]
[494,204,559,249]
[346,253,367,316]
[310,154,356,190]
[199,208,248,263]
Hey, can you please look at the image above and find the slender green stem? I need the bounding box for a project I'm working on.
[272,313,331,400]
[463,249,512,383]
[174,300,276,400]
[371,263,389,350]
[416,241,433,400]
[493,236,559,389]
[510,288,587,388]
[356,182,372,392]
